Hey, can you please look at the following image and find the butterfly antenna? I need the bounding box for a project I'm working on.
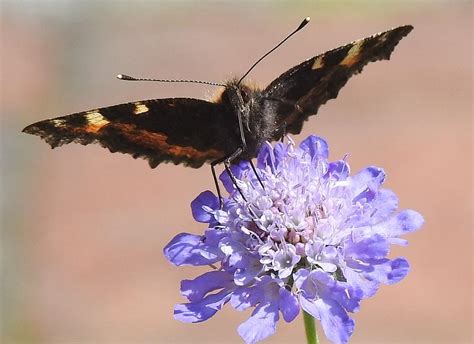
[117,74,226,87]
[237,17,310,86]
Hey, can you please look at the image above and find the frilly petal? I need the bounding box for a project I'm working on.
[369,189,399,223]
[164,233,222,266]
[191,190,219,223]
[325,160,350,180]
[230,285,263,311]
[343,267,380,297]
[257,142,276,171]
[386,257,410,284]
[233,255,263,286]
[345,234,389,261]
[371,209,424,244]
[180,270,234,302]
[351,166,386,198]
[363,257,410,285]
[273,141,289,166]
[388,209,424,236]
[238,303,279,344]
[300,296,354,344]
[293,268,311,290]
[219,160,251,193]
[279,288,299,322]
[300,135,329,160]
[174,289,232,323]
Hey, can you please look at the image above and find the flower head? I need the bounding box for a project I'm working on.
[164,135,423,344]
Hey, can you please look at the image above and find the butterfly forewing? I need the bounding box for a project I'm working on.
[263,25,413,136]
[23,24,413,169]
[23,98,232,168]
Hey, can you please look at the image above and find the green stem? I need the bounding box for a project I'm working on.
[303,310,319,344]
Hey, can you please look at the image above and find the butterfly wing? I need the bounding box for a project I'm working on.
[263,25,413,136]
[23,98,234,168]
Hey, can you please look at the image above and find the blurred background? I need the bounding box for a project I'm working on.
[1,1,472,343]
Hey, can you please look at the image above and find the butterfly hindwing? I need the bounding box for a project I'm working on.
[23,98,232,168]
[263,25,413,136]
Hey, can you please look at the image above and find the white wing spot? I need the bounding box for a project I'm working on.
[340,41,364,67]
[311,56,325,70]
[52,119,66,127]
[85,111,110,132]
[134,102,149,115]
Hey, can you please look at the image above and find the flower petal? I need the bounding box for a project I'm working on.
[273,141,288,166]
[345,234,389,261]
[174,289,232,323]
[325,160,350,180]
[300,296,354,344]
[181,270,234,302]
[230,285,263,311]
[386,258,410,284]
[368,189,399,224]
[233,253,263,286]
[351,166,386,197]
[364,257,410,285]
[191,190,219,223]
[238,302,279,344]
[257,142,276,171]
[279,287,299,322]
[380,209,424,237]
[219,160,251,193]
[300,135,329,160]
[164,233,222,266]
[344,267,380,297]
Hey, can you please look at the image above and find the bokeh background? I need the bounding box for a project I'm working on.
[1,1,472,343]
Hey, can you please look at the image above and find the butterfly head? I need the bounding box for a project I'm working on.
[213,79,260,105]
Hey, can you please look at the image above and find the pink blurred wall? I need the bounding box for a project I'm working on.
[1,2,472,343]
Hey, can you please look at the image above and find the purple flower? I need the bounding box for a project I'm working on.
[164,135,423,344]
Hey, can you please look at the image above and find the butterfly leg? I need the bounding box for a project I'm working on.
[211,147,248,208]
[211,153,243,208]
[211,159,225,208]
[223,149,265,224]
[248,159,265,190]
[223,147,248,202]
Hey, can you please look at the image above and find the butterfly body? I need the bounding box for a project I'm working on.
[23,25,413,169]
[216,80,279,160]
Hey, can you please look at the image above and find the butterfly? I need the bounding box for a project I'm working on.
[23,18,413,197]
